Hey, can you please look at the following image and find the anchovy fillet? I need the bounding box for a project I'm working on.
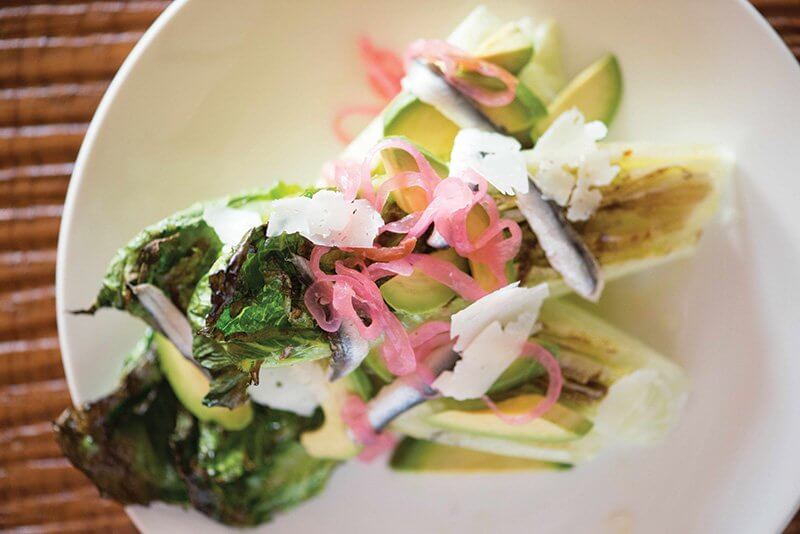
[407,59,603,301]
[366,346,461,432]
[290,254,371,381]
[127,283,207,372]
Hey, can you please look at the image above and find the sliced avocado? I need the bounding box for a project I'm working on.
[383,93,460,161]
[488,357,546,395]
[300,369,369,460]
[452,69,547,147]
[380,249,468,314]
[154,333,253,431]
[477,82,546,146]
[475,22,534,75]
[390,438,571,472]
[534,54,622,137]
[364,346,394,383]
[380,138,448,213]
[426,395,593,443]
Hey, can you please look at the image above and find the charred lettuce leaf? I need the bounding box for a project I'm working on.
[54,335,187,504]
[85,183,305,329]
[86,204,223,327]
[189,228,331,408]
[55,333,338,527]
[171,406,336,525]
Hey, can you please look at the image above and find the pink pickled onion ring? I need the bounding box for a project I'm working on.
[366,258,414,280]
[482,341,563,424]
[332,37,403,145]
[408,320,450,347]
[322,158,376,205]
[331,105,382,145]
[306,246,417,376]
[381,213,423,235]
[409,253,488,301]
[341,394,397,462]
[405,39,518,107]
[362,138,441,209]
[400,320,453,392]
[345,237,416,262]
[358,36,404,101]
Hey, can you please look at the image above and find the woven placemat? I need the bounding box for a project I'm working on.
[0,1,797,532]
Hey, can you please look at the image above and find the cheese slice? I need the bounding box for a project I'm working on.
[266,190,383,247]
[450,128,528,195]
[433,282,549,400]
[248,362,329,417]
[526,108,620,221]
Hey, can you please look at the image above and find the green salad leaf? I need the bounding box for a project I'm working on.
[54,334,187,505]
[85,183,306,330]
[55,334,338,527]
[86,205,222,327]
[171,406,336,525]
[189,228,332,408]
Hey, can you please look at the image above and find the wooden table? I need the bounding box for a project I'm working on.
[0,1,797,532]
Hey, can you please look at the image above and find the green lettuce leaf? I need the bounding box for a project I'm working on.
[86,205,222,326]
[54,334,187,505]
[171,406,336,526]
[85,183,305,330]
[189,229,331,408]
[55,333,338,527]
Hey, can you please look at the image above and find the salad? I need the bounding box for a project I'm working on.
[56,6,731,527]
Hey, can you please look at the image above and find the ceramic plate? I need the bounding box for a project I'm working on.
[57,0,800,532]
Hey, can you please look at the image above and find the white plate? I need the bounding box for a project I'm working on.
[56,0,800,532]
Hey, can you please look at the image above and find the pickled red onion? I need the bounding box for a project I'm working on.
[322,158,376,205]
[365,258,414,280]
[305,246,417,376]
[482,341,564,424]
[332,37,403,146]
[408,253,488,301]
[404,39,518,107]
[358,36,404,101]
[341,393,396,462]
[331,105,382,145]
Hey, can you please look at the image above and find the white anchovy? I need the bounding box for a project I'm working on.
[290,254,370,381]
[128,283,208,372]
[406,60,603,301]
[366,345,461,432]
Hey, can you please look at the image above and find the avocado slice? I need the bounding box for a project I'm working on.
[380,249,468,314]
[383,93,460,161]
[390,438,571,472]
[475,22,534,75]
[477,82,546,146]
[425,395,593,443]
[451,70,547,147]
[300,369,371,460]
[153,333,253,431]
[534,54,622,137]
[380,138,448,213]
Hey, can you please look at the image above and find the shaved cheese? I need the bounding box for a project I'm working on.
[266,190,383,247]
[203,205,262,247]
[432,321,521,400]
[248,362,329,417]
[526,108,620,221]
[401,62,488,129]
[433,282,549,400]
[450,282,548,351]
[450,129,528,195]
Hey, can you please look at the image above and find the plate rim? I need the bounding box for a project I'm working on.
[53,0,800,531]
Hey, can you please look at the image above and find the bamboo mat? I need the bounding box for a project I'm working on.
[0,1,797,532]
